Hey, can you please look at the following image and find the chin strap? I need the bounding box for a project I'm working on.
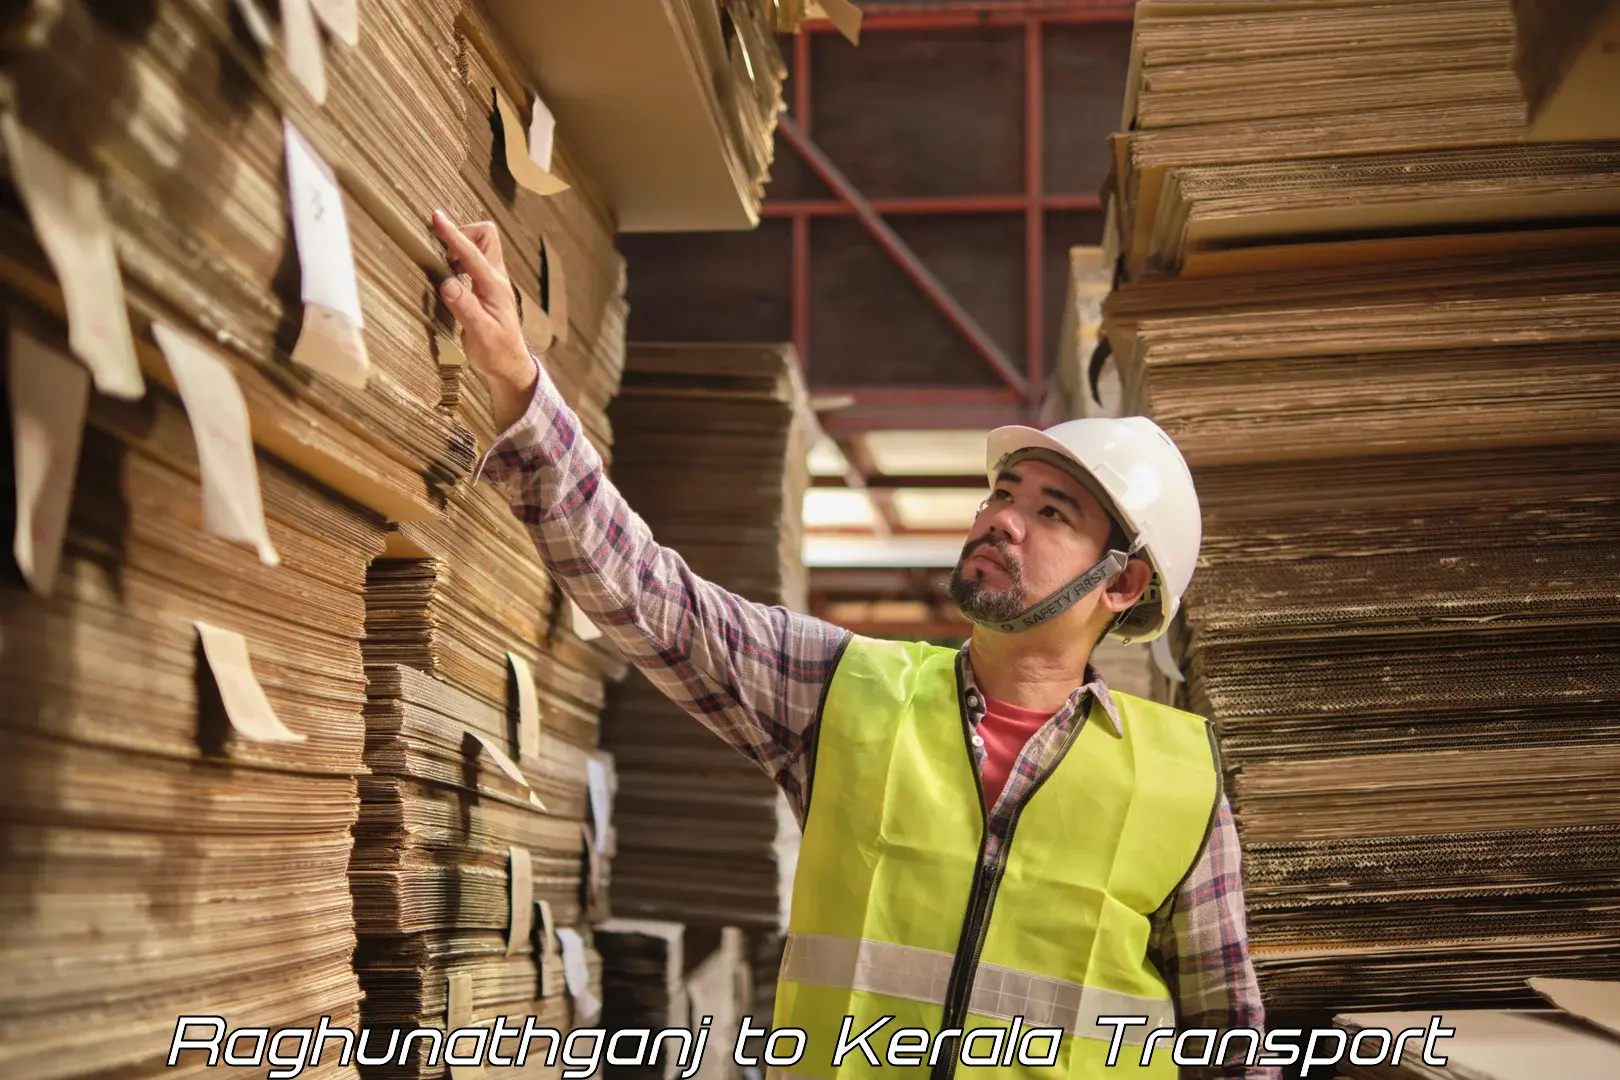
[967,548,1132,635]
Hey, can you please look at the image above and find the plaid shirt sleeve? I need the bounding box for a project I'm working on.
[474,358,850,810]
[1149,795,1280,1080]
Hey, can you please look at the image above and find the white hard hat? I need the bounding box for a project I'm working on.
[983,415,1202,644]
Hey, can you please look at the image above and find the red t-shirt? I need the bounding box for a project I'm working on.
[978,694,1055,808]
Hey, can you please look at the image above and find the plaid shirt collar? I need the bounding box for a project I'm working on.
[957,640,1124,739]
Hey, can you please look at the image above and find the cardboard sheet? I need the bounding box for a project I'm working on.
[0,114,143,401]
[1336,1007,1620,1079]
[815,0,864,45]
[152,322,279,567]
[7,324,90,597]
[1530,978,1620,1041]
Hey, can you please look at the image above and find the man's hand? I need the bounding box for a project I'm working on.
[431,210,539,434]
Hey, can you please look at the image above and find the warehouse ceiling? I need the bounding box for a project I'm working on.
[619,0,1136,637]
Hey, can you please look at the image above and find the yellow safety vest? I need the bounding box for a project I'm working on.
[769,636,1220,1079]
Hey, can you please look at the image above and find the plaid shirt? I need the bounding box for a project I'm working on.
[479,360,1277,1078]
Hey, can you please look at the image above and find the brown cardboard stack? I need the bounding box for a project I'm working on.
[1113,0,1620,282]
[1,1,634,1077]
[595,921,755,1080]
[1,316,383,1080]
[1105,0,1620,1017]
[2,0,481,521]
[599,343,815,939]
[344,8,639,1073]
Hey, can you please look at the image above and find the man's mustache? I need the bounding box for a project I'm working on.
[960,533,1021,580]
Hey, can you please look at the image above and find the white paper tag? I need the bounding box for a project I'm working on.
[570,597,602,642]
[309,0,359,47]
[152,322,279,567]
[468,730,548,812]
[195,622,307,743]
[283,119,369,388]
[507,846,533,957]
[0,114,143,401]
[230,0,275,49]
[280,0,328,104]
[555,928,601,1025]
[527,91,556,174]
[586,754,613,854]
[506,651,541,761]
[8,325,90,597]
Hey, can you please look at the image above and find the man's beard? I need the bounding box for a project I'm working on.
[948,533,1026,624]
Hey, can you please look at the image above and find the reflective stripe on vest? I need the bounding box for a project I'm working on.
[774,635,1220,1079]
[780,932,1176,1041]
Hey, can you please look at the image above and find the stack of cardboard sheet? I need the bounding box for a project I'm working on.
[1112,0,1620,281]
[594,921,755,1080]
[1103,0,1620,1020]
[0,316,384,1080]
[0,0,482,522]
[454,4,628,460]
[353,45,630,1036]
[599,343,815,937]
[597,920,690,1075]
[2,0,636,1076]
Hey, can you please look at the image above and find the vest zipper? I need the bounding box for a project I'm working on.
[930,664,1091,1080]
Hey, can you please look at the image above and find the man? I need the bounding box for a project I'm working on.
[431,211,1278,1079]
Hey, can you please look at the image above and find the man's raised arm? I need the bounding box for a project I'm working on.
[432,211,849,810]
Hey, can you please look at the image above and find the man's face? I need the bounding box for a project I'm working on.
[948,458,1119,625]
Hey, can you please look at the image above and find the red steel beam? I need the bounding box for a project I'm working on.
[1024,17,1045,418]
[815,386,1027,435]
[762,193,1102,216]
[807,2,1136,32]
[778,116,1029,398]
[812,473,989,489]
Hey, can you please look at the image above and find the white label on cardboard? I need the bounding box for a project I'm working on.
[8,325,90,597]
[0,114,143,401]
[195,622,306,743]
[280,0,328,104]
[309,0,359,47]
[506,651,541,761]
[570,597,602,643]
[507,846,534,956]
[468,730,526,787]
[586,754,612,853]
[152,322,279,567]
[230,0,275,49]
[283,119,368,387]
[555,928,601,1025]
[527,91,556,174]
